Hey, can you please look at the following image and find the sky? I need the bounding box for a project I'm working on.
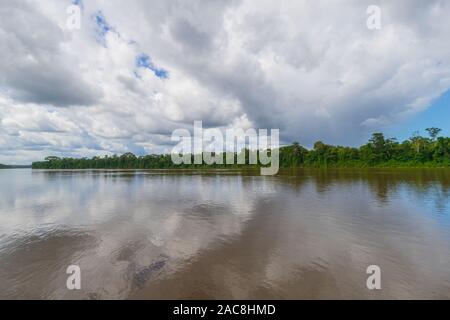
[0,0,449,164]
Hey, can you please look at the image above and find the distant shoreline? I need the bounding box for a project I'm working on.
[30,164,450,171]
[0,164,31,169]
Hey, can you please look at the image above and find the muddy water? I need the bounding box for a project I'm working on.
[0,168,450,299]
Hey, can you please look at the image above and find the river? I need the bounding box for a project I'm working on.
[0,168,449,299]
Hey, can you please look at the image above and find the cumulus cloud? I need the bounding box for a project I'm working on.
[0,0,450,164]
[0,1,103,107]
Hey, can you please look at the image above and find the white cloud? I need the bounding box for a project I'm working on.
[1,0,450,164]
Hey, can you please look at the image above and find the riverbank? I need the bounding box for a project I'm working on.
[31,161,450,170]
[0,164,31,169]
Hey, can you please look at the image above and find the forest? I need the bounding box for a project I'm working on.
[32,128,450,169]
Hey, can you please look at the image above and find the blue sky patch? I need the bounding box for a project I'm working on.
[136,53,169,79]
[89,11,168,79]
[387,89,450,141]
[71,0,83,7]
[93,11,114,47]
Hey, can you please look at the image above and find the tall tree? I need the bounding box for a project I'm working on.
[426,127,442,141]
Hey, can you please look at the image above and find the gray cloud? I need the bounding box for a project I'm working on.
[1,0,450,164]
[0,0,102,107]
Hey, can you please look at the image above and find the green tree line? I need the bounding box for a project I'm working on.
[32,128,450,169]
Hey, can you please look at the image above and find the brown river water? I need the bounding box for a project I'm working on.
[0,168,450,299]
